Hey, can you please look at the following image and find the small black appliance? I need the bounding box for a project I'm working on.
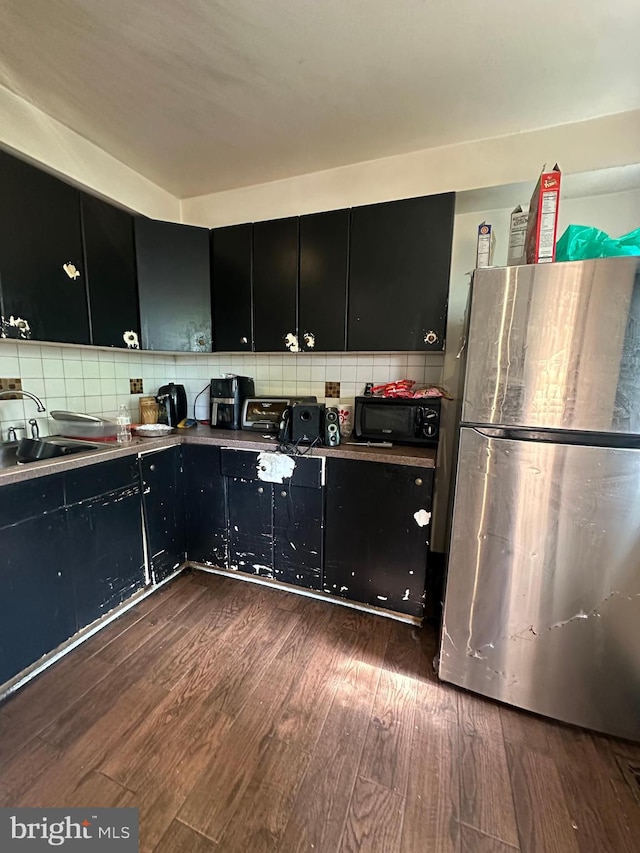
[210,375,255,430]
[290,402,324,444]
[156,383,187,427]
[354,396,441,445]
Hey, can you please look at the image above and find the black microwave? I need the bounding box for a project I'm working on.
[354,396,441,445]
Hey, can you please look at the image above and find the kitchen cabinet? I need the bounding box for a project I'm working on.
[347,193,455,351]
[220,448,323,589]
[252,217,298,352]
[0,475,75,685]
[0,149,89,344]
[65,457,146,628]
[183,443,227,566]
[139,445,186,583]
[135,217,211,352]
[211,224,253,351]
[81,192,139,348]
[298,209,349,352]
[324,458,433,617]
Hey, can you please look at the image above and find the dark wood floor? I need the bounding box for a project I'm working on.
[0,571,639,852]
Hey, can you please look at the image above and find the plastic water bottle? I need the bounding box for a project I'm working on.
[116,403,132,444]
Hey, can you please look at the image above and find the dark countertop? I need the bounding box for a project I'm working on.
[0,426,437,486]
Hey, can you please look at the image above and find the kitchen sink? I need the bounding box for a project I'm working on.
[0,437,108,469]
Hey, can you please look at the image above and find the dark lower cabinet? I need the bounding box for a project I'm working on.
[0,500,74,685]
[135,217,212,352]
[65,457,145,627]
[219,448,323,588]
[140,446,186,583]
[273,484,323,589]
[324,458,433,617]
[81,192,139,348]
[183,444,227,566]
[0,149,89,344]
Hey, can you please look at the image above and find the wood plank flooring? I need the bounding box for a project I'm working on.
[1,570,639,852]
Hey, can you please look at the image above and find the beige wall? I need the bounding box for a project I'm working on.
[181,109,640,227]
[0,85,180,220]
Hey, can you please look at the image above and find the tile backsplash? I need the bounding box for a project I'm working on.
[0,339,444,437]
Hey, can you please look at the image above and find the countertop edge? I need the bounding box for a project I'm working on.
[0,429,437,486]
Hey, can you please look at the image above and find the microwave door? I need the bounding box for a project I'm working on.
[362,403,413,439]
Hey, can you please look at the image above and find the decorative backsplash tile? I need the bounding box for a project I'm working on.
[0,377,23,398]
[130,378,144,394]
[325,381,341,399]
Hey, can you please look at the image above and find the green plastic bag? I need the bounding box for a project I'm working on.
[556,225,640,261]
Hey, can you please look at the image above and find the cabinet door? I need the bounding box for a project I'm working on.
[183,444,227,567]
[253,217,298,352]
[139,446,186,583]
[135,217,212,352]
[299,209,349,352]
[0,474,74,685]
[274,484,323,589]
[0,149,89,343]
[211,224,253,352]
[65,456,145,628]
[324,459,433,616]
[348,193,454,351]
[81,193,139,348]
[226,478,273,577]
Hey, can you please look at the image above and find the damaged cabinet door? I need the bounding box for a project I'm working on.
[135,217,212,352]
[253,217,299,352]
[0,474,75,686]
[324,458,433,617]
[81,192,140,348]
[65,456,146,628]
[221,448,324,588]
[139,445,186,583]
[299,209,349,352]
[183,443,227,567]
[0,148,90,344]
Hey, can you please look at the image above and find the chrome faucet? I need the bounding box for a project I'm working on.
[29,418,40,439]
[0,389,46,412]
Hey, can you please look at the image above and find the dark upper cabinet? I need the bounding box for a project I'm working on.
[0,149,89,344]
[211,224,253,352]
[298,209,349,352]
[253,217,298,352]
[135,217,211,352]
[347,193,455,351]
[81,193,139,348]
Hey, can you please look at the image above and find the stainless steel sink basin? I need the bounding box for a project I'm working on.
[0,437,107,468]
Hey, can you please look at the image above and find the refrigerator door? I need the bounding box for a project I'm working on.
[462,258,640,435]
[439,426,640,741]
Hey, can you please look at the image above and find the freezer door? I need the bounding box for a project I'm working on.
[439,426,640,740]
[463,257,640,434]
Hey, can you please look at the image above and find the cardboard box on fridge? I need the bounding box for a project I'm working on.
[476,222,495,269]
[525,164,561,264]
[507,206,529,265]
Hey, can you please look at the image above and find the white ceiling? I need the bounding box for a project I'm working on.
[1,0,639,199]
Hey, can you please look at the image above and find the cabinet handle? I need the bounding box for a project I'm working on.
[241,336,248,345]
[257,486,264,494]
[415,477,423,486]
[149,464,156,472]
[281,490,287,497]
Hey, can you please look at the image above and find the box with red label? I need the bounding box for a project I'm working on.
[525,164,561,263]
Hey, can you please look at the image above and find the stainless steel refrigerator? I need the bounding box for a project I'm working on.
[439,257,640,741]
